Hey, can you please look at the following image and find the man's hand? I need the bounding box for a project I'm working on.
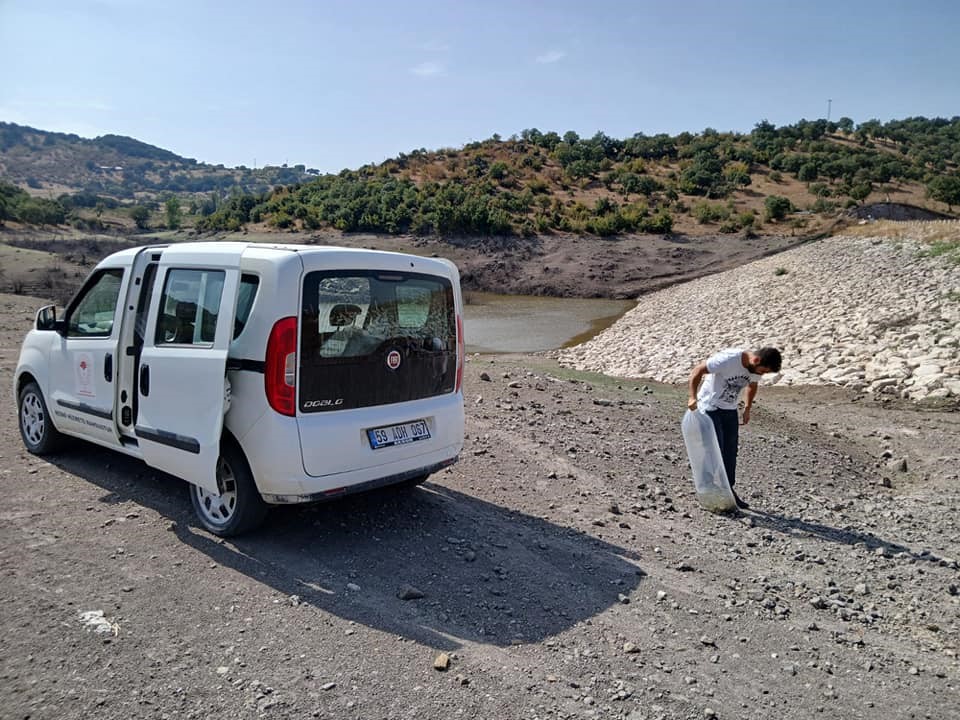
[741,405,751,425]
[687,397,698,411]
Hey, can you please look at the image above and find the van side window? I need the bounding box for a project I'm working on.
[155,268,226,346]
[233,274,260,339]
[65,269,124,338]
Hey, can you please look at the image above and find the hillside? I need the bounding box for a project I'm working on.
[0,122,313,200]
[188,116,960,238]
[1,116,959,241]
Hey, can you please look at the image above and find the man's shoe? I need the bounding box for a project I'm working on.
[732,490,750,509]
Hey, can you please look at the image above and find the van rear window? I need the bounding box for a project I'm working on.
[299,270,456,411]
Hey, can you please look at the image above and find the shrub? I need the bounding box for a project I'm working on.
[692,201,730,224]
[764,195,792,221]
[640,210,673,234]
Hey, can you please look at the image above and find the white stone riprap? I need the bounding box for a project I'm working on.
[558,234,960,401]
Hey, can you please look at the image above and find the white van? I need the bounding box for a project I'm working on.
[14,242,465,536]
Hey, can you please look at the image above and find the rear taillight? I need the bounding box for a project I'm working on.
[455,313,464,393]
[265,316,297,416]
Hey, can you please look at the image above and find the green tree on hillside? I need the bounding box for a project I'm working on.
[927,174,960,211]
[764,195,792,221]
[165,196,182,229]
[849,182,872,204]
[130,205,150,230]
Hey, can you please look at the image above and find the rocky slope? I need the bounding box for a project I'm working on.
[558,225,960,403]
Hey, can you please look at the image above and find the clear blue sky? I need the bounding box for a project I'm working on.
[2,0,958,173]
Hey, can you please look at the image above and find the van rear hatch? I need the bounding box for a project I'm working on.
[296,268,460,476]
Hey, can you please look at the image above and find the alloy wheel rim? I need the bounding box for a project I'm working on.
[21,393,45,446]
[195,456,238,525]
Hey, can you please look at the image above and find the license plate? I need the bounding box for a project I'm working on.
[367,419,431,449]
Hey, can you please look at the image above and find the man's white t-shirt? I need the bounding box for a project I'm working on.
[697,348,762,411]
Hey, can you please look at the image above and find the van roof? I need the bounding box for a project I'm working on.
[98,242,458,277]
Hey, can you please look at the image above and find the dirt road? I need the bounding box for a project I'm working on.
[2,292,958,720]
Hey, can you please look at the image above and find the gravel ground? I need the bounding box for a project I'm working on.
[2,291,958,720]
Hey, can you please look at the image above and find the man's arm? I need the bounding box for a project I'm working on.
[687,361,708,410]
[742,381,759,424]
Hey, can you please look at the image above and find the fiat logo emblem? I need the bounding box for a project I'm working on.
[386,350,402,370]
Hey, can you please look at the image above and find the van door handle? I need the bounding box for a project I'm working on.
[140,365,150,396]
[104,353,113,382]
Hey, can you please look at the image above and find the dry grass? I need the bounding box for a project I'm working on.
[839,219,960,265]
[842,218,960,243]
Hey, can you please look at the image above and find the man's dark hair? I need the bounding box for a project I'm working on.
[756,347,782,372]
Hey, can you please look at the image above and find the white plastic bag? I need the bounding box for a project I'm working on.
[681,409,737,513]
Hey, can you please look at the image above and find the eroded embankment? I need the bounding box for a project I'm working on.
[558,227,960,402]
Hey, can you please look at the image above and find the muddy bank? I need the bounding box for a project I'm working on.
[1,226,809,300]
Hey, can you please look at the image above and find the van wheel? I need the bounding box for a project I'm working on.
[190,442,268,537]
[18,381,64,455]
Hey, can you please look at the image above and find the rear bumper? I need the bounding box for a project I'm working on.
[260,456,458,504]
[235,396,463,501]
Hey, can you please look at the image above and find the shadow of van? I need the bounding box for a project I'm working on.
[49,446,646,651]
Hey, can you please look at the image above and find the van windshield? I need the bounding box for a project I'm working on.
[299,270,456,411]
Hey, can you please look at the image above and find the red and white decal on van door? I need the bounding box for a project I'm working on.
[75,352,95,398]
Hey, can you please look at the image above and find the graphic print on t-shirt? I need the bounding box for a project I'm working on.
[718,375,748,405]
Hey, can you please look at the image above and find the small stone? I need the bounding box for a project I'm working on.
[656,590,668,602]
[398,586,425,600]
[618,593,630,604]
[479,372,491,382]
[887,458,908,472]
[216,666,230,675]
[321,682,336,690]
[346,583,360,593]
[434,653,450,670]
[623,642,640,654]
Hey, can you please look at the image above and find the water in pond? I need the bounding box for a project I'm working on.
[463,292,634,354]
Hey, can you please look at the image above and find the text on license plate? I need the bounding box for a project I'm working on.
[367,419,431,449]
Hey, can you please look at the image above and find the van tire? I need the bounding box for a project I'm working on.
[190,441,268,537]
[18,381,64,455]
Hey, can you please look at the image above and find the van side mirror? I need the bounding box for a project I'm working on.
[35,305,65,333]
